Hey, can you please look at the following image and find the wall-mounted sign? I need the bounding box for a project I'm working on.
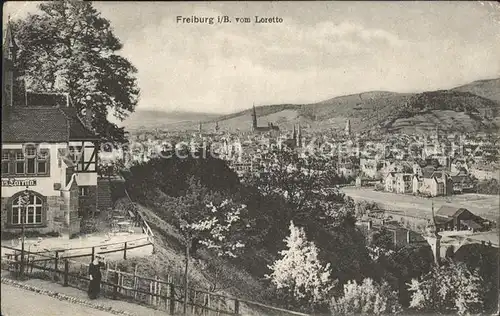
[1,179,37,187]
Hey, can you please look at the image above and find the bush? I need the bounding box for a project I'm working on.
[475,178,500,195]
[330,278,402,315]
[408,261,484,315]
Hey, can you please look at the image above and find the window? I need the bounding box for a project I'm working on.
[69,146,83,164]
[11,194,43,225]
[37,150,49,174]
[80,186,89,196]
[2,151,9,174]
[26,145,36,174]
[15,151,25,174]
[3,147,49,176]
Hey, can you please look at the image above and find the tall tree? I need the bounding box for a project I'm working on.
[407,261,484,315]
[13,0,139,144]
[330,278,402,315]
[266,221,334,312]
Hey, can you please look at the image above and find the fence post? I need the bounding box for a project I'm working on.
[63,259,69,287]
[113,271,119,299]
[133,265,138,300]
[123,242,127,260]
[169,283,175,315]
[234,299,240,315]
[91,246,95,262]
[54,251,59,280]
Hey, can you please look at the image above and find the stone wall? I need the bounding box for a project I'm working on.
[79,185,97,217]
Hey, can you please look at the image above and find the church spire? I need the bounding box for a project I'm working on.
[251,103,257,131]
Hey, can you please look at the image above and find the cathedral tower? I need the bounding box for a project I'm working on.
[251,103,258,131]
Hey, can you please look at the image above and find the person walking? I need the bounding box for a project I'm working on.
[88,255,105,299]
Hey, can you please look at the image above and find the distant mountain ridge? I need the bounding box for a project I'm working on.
[452,78,500,102]
[123,77,500,134]
[122,109,222,131]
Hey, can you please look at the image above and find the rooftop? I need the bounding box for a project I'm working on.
[2,107,97,143]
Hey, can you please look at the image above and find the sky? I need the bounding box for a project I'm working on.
[4,1,500,114]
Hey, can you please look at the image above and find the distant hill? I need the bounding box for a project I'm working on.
[122,109,221,131]
[203,88,499,134]
[125,78,500,134]
[452,78,500,102]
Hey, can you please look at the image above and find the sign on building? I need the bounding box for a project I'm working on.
[1,179,37,187]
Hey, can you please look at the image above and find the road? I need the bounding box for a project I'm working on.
[1,283,115,316]
[342,187,499,222]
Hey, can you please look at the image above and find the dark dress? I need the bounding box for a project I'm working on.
[88,262,103,299]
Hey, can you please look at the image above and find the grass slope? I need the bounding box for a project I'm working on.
[110,199,282,316]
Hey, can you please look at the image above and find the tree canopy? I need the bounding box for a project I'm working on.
[13,0,140,144]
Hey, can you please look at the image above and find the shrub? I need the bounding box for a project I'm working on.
[330,278,402,315]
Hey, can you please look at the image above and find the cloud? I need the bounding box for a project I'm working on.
[3,2,500,114]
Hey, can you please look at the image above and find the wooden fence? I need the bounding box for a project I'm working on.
[1,244,309,316]
[123,188,155,240]
[3,236,152,263]
[2,248,239,315]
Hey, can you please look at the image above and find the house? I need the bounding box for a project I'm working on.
[395,173,413,194]
[450,158,469,175]
[1,22,99,238]
[413,169,453,197]
[451,172,474,194]
[385,172,396,192]
[469,164,500,181]
[338,162,358,179]
[434,206,488,232]
[360,158,379,179]
[413,163,423,177]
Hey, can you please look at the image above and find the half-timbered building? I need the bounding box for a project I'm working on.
[1,21,99,238]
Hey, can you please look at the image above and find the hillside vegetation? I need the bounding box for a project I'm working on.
[117,150,499,315]
[452,78,500,102]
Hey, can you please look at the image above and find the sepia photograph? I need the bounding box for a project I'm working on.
[1,1,499,315]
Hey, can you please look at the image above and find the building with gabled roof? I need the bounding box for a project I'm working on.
[434,206,488,232]
[1,21,99,238]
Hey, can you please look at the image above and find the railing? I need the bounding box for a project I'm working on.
[1,236,152,264]
[123,188,155,241]
[1,244,310,316]
[2,250,239,315]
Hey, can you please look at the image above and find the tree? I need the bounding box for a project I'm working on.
[266,221,334,311]
[155,178,251,312]
[370,227,395,250]
[407,261,484,315]
[187,198,250,258]
[330,278,402,315]
[155,177,217,314]
[14,0,139,144]
[190,198,252,293]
